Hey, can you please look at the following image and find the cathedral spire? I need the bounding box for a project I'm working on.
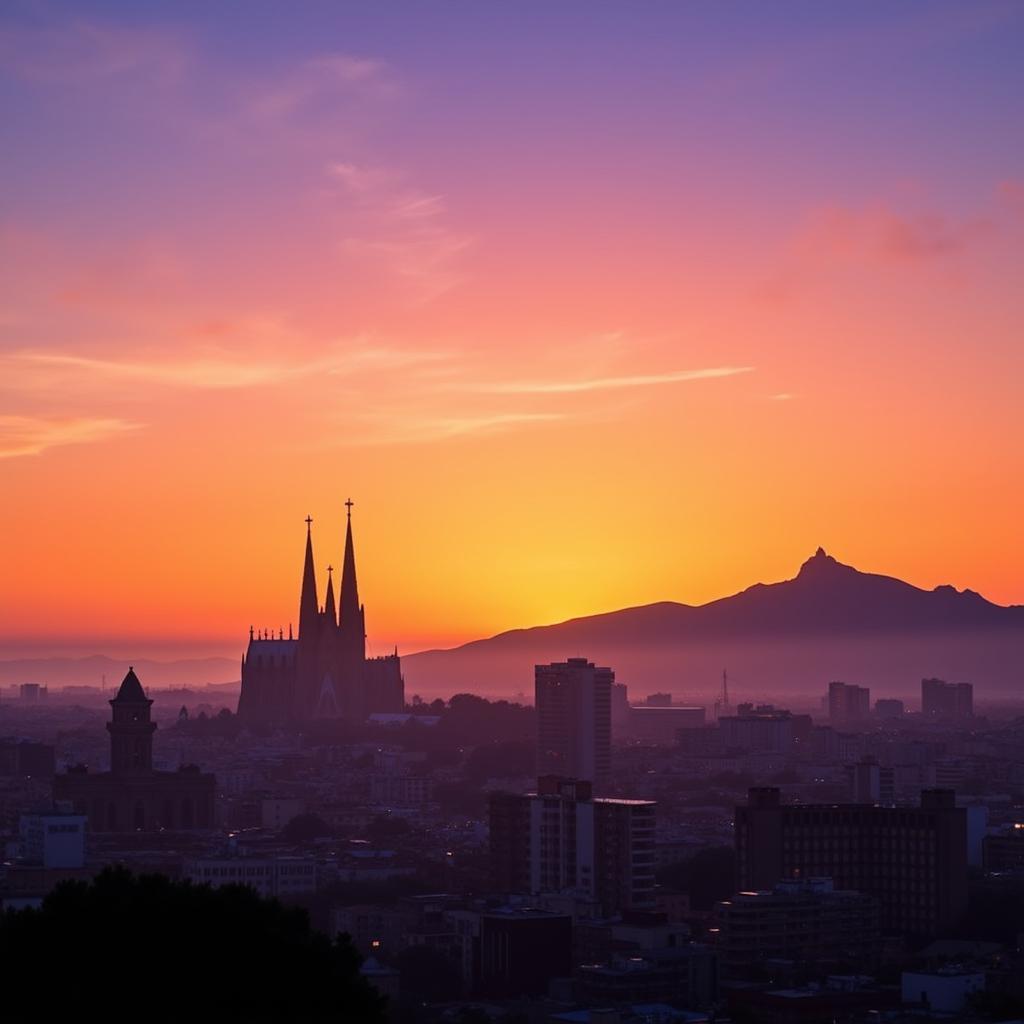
[298,515,319,639]
[339,499,361,630]
[324,565,337,627]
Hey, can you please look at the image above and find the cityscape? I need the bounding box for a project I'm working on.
[2,3,1023,1024]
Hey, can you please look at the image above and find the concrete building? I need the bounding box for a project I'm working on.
[489,776,656,917]
[921,678,973,719]
[535,659,612,788]
[983,822,1024,871]
[0,739,55,778]
[186,855,317,898]
[575,946,717,1010]
[369,774,433,807]
[874,698,904,720]
[627,706,706,744]
[848,757,882,804]
[735,787,967,937]
[611,682,630,737]
[19,811,87,868]
[828,682,870,725]
[716,878,879,979]
[719,706,811,754]
[478,909,573,997]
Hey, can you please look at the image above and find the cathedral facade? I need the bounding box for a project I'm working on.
[236,506,404,726]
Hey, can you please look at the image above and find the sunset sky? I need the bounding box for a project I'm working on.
[2,2,1022,660]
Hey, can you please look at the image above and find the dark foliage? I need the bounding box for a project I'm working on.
[462,739,534,783]
[0,867,386,1023]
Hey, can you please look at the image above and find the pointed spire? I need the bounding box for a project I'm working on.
[298,515,319,639]
[339,500,361,630]
[324,565,337,626]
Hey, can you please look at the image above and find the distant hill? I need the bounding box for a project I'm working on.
[0,654,239,690]
[402,549,1024,701]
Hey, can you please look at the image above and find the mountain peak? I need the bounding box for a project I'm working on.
[797,546,848,578]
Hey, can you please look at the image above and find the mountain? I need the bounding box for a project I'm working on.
[0,655,239,691]
[402,549,1024,700]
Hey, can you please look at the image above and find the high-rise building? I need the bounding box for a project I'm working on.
[237,506,404,725]
[535,658,612,787]
[488,776,656,916]
[735,787,967,937]
[828,681,870,725]
[921,678,973,719]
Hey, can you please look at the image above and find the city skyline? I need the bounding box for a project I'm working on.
[4,6,1024,1022]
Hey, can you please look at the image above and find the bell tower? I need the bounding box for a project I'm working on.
[107,667,156,776]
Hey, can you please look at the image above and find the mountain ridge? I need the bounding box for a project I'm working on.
[401,549,1024,697]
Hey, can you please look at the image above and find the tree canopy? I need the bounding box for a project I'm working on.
[0,868,386,1023]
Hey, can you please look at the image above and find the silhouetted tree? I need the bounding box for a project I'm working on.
[0,868,386,1023]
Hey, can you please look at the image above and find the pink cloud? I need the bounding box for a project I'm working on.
[797,203,988,266]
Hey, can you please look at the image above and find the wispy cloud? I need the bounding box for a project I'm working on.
[0,19,187,85]
[4,343,446,392]
[248,54,396,119]
[472,366,754,395]
[343,410,567,446]
[0,415,140,459]
[329,161,472,301]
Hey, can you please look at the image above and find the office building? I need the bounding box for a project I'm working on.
[875,698,904,720]
[716,878,879,979]
[489,776,656,916]
[535,658,612,787]
[828,681,870,724]
[478,909,573,997]
[735,787,967,936]
[627,705,706,743]
[982,823,1024,871]
[719,705,812,754]
[19,811,87,869]
[921,678,973,719]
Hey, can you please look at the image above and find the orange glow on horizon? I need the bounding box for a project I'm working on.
[1,6,1022,660]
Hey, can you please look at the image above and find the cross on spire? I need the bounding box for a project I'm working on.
[305,515,313,530]
[345,498,354,518]
[327,564,334,575]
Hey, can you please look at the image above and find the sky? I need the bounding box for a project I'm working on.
[1,1,1023,660]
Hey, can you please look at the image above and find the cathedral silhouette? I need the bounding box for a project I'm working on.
[236,504,404,725]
